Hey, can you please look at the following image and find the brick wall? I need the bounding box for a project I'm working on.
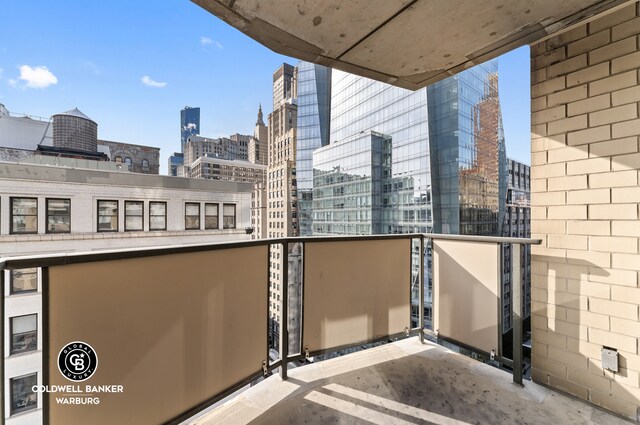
[530,2,640,419]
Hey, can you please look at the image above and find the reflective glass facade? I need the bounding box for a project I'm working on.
[330,70,431,234]
[295,62,331,236]
[313,131,392,235]
[427,62,507,236]
[180,106,200,154]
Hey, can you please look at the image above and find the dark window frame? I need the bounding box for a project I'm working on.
[10,313,38,355]
[10,197,38,235]
[97,200,119,232]
[204,203,219,230]
[149,201,167,231]
[45,198,71,234]
[10,372,38,416]
[223,203,236,229]
[124,200,144,232]
[10,268,38,295]
[185,202,201,230]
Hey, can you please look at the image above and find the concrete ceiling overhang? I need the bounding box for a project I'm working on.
[192,0,633,90]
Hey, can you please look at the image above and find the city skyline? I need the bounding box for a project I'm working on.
[0,1,530,172]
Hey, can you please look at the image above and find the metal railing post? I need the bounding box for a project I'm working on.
[419,237,425,344]
[279,241,289,380]
[1,266,4,422]
[512,243,523,386]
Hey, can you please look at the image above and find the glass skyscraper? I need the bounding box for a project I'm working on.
[180,106,200,154]
[295,62,331,236]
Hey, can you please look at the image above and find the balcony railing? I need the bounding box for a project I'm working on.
[0,233,540,425]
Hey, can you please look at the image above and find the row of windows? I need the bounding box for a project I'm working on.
[3,198,237,233]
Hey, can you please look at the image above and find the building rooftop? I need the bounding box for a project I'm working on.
[189,337,628,425]
[55,107,95,123]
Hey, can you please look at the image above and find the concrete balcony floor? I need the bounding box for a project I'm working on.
[189,338,627,425]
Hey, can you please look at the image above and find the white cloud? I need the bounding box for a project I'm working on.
[83,61,101,75]
[201,36,223,49]
[17,65,58,89]
[141,75,167,88]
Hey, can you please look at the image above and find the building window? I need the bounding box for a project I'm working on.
[11,373,37,415]
[149,202,167,231]
[115,156,123,164]
[10,268,38,294]
[10,314,37,355]
[11,197,38,234]
[141,159,149,172]
[124,157,132,167]
[124,201,144,231]
[185,203,200,230]
[205,203,219,229]
[97,200,118,232]
[223,204,236,229]
[46,198,71,233]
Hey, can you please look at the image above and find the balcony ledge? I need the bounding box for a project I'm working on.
[188,337,628,425]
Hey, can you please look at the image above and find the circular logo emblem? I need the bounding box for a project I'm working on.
[58,341,98,382]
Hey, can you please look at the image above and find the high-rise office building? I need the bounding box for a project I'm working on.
[295,62,331,236]
[502,158,531,333]
[180,106,200,154]
[266,63,298,349]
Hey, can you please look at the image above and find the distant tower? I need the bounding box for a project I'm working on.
[249,104,268,165]
[52,108,98,152]
[256,103,265,126]
[180,106,200,154]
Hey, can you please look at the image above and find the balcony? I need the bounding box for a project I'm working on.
[0,234,626,424]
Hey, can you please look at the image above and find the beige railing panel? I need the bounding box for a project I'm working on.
[433,240,500,354]
[47,246,268,425]
[303,239,411,353]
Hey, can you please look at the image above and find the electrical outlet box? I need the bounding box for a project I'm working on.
[602,347,618,372]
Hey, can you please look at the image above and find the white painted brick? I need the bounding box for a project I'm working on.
[567,125,611,146]
[613,253,640,271]
[532,67,547,84]
[549,54,588,77]
[589,170,638,187]
[532,123,547,137]
[612,51,640,74]
[590,104,638,127]
[549,235,588,250]
[568,30,610,57]
[612,220,640,237]
[612,119,640,139]
[568,93,610,116]
[534,191,565,205]
[613,186,640,203]
[567,220,610,236]
[567,188,610,204]
[548,175,587,191]
[565,279,610,298]
[532,105,566,125]
[547,26,588,49]
[533,47,567,70]
[589,267,637,287]
[589,3,638,34]
[611,317,640,338]
[566,308,610,330]
[590,137,638,158]
[589,327,637,354]
[590,297,638,320]
[532,76,566,97]
[612,152,640,171]
[589,204,637,220]
[566,249,611,268]
[566,157,611,175]
[531,134,567,152]
[612,85,640,106]
[531,178,547,192]
[591,236,638,254]
[548,115,588,135]
[612,285,640,304]
[532,96,547,112]
[590,70,637,96]
[589,36,637,65]
[566,62,610,87]
[531,219,565,234]
[611,16,640,41]
[532,162,565,178]
[547,205,587,219]
[547,85,588,107]
[531,151,547,166]
[548,145,589,163]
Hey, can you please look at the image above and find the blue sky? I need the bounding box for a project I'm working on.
[0,1,530,172]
